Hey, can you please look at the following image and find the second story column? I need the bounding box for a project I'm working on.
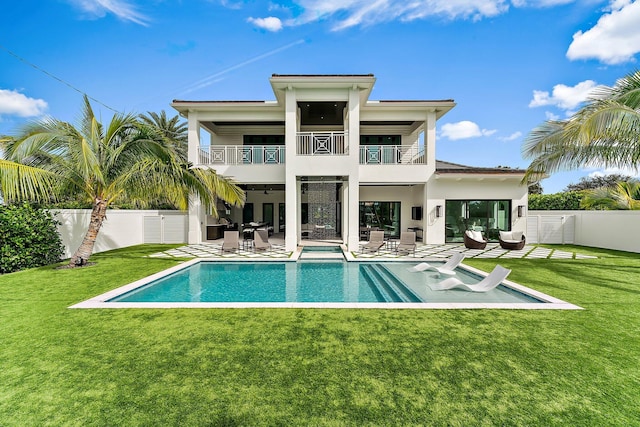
[347,86,361,251]
[284,87,298,252]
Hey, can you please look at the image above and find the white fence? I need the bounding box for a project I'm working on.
[528,210,640,253]
[55,210,187,258]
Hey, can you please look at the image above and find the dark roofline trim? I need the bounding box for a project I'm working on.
[172,100,270,104]
[271,73,374,78]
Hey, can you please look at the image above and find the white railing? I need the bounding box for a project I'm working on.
[296,132,348,155]
[359,145,425,164]
[197,145,285,165]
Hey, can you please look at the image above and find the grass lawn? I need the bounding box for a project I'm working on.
[1,244,639,426]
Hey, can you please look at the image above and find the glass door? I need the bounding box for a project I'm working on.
[359,201,401,239]
[445,200,511,242]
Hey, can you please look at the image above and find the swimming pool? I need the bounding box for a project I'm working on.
[72,260,581,309]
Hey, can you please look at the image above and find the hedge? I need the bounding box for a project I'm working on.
[528,191,584,210]
[0,203,64,274]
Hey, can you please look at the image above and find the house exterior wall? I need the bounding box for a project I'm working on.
[174,74,525,251]
[426,177,528,244]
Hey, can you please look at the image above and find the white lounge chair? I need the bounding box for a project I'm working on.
[408,253,465,276]
[430,265,511,292]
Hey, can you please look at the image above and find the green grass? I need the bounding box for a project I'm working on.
[1,244,639,426]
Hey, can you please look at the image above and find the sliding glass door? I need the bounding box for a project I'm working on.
[445,200,510,242]
[359,201,401,239]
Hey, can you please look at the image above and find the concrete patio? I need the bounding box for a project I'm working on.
[148,236,597,260]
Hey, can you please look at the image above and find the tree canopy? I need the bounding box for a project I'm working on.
[1,96,244,266]
[522,70,640,184]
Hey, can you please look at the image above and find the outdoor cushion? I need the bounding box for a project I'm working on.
[511,231,523,241]
[470,230,484,241]
[499,231,513,241]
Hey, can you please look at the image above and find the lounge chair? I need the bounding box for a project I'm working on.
[498,231,526,250]
[408,252,464,276]
[396,231,416,256]
[464,230,487,249]
[361,230,385,253]
[430,265,511,292]
[253,229,272,251]
[221,231,239,253]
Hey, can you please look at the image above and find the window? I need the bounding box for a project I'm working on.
[444,200,511,242]
[359,201,401,239]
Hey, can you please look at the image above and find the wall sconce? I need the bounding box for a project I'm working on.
[435,205,443,218]
[517,205,525,217]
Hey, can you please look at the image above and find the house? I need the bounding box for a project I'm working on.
[171,74,527,252]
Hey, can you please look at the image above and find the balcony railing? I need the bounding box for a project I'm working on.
[197,145,285,165]
[359,145,425,165]
[297,132,347,155]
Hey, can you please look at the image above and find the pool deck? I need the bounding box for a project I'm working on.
[148,238,597,261]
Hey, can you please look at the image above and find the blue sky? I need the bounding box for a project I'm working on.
[2,0,640,193]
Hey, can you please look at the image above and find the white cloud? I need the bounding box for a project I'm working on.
[67,0,150,26]
[588,167,640,179]
[545,111,560,121]
[440,121,497,140]
[511,0,575,6]
[247,16,283,31]
[277,0,511,31]
[567,0,640,64]
[0,89,48,118]
[529,80,599,111]
[499,131,523,141]
[253,0,591,31]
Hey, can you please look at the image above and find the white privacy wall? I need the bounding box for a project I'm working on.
[54,210,187,258]
[528,210,640,253]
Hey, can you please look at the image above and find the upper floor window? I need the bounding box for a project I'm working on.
[243,135,285,145]
[360,135,401,145]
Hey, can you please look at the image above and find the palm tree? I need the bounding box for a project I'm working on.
[139,110,188,159]
[522,70,640,184]
[1,96,244,267]
[580,180,640,210]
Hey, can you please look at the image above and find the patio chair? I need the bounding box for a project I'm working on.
[253,229,272,251]
[221,230,239,253]
[361,230,385,253]
[464,230,488,250]
[430,265,511,292]
[396,231,416,256]
[498,231,526,250]
[408,252,464,276]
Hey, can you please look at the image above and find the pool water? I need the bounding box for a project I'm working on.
[108,261,543,304]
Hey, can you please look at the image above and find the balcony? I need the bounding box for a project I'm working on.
[297,132,348,155]
[197,145,285,165]
[359,145,425,165]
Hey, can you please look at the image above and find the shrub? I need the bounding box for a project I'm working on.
[0,203,64,274]
[528,191,584,210]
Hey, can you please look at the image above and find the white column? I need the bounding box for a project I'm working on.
[347,87,361,251]
[284,88,298,252]
[187,113,204,244]
[425,111,436,179]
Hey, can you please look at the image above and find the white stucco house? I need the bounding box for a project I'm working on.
[171,74,527,252]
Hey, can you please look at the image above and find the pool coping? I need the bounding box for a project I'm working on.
[70,258,582,310]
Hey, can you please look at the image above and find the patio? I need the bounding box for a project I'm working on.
[148,236,597,260]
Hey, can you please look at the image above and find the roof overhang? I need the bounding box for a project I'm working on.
[269,74,377,105]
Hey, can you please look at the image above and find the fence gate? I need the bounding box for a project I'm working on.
[527,215,574,244]
[143,215,187,244]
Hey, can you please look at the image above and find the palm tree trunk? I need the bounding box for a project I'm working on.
[68,199,107,267]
